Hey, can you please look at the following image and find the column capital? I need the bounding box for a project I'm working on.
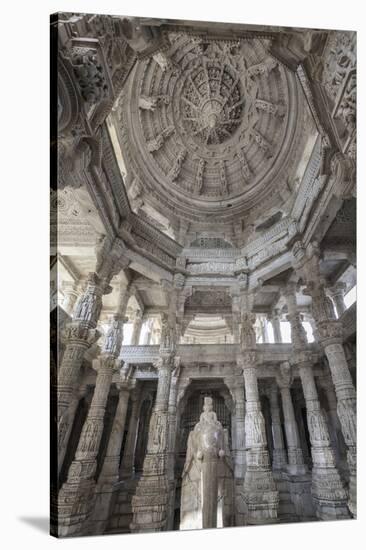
[317,319,343,346]
[61,321,101,347]
[92,353,120,373]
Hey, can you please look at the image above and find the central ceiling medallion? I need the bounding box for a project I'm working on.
[180,60,244,146]
[120,33,299,226]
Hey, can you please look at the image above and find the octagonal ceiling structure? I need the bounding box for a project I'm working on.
[117,32,316,242]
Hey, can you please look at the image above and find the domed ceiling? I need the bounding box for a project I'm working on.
[118,33,313,237]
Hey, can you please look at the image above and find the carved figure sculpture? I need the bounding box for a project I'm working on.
[180,397,234,530]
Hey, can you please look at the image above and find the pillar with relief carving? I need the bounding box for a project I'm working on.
[239,309,278,524]
[88,368,134,535]
[131,308,177,532]
[269,310,282,343]
[57,273,111,475]
[268,384,287,470]
[296,353,349,519]
[293,240,356,517]
[57,308,125,536]
[130,309,143,345]
[131,352,175,532]
[327,282,347,318]
[277,363,306,475]
[61,280,80,316]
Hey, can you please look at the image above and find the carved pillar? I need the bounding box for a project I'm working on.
[259,316,269,343]
[57,273,110,473]
[327,282,347,318]
[238,305,278,523]
[319,325,357,516]
[89,369,134,535]
[131,351,175,532]
[293,241,356,516]
[57,300,126,536]
[232,382,246,480]
[269,310,282,343]
[318,375,349,478]
[166,362,181,531]
[277,364,306,475]
[142,318,154,345]
[268,384,287,470]
[130,309,143,345]
[119,389,141,479]
[61,280,80,316]
[297,356,349,519]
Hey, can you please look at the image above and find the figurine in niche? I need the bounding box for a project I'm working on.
[180,397,234,530]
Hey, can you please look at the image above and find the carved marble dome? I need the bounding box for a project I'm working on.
[119,33,306,232]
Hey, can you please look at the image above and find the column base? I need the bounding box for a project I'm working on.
[57,477,97,537]
[244,469,279,524]
[311,467,351,520]
[281,472,315,520]
[272,449,287,471]
[130,474,170,533]
[86,477,120,536]
[347,447,357,517]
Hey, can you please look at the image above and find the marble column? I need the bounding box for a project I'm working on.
[268,384,287,470]
[61,280,80,316]
[269,310,282,343]
[89,371,133,535]
[141,318,154,345]
[277,366,306,475]
[57,309,125,536]
[241,354,278,523]
[259,316,269,343]
[57,273,110,473]
[119,389,141,479]
[131,351,176,532]
[319,375,349,478]
[293,242,356,516]
[319,323,357,517]
[239,308,278,523]
[327,282,347,318]
[166,364,180,530]
[297,356,349,520]
[232,382,247,480]
[131,310,143,345]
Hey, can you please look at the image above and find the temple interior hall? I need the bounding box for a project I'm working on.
[51,13,356,537]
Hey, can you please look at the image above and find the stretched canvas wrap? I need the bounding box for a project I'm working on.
[50,11,357,538]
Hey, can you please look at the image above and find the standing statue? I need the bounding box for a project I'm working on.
[180,397,234,530]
